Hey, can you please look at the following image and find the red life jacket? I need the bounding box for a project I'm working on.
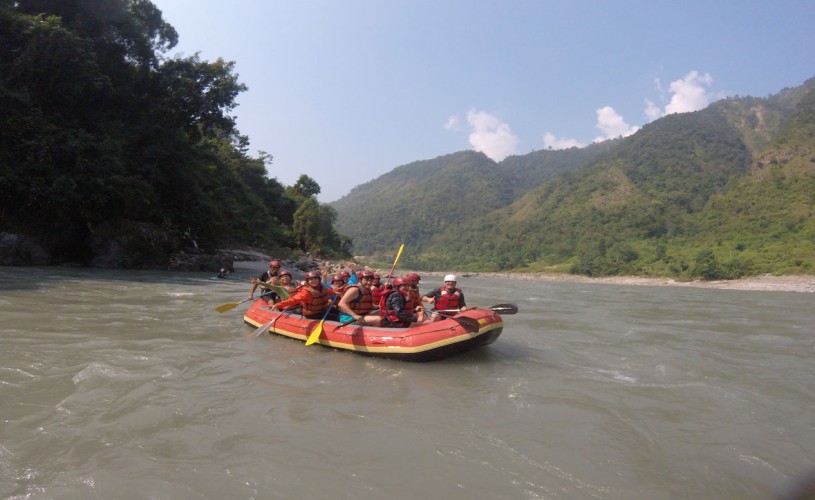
[375,287,392,310]
[435,288,463,311]
[300,284,329,316]
[346,285,374,315]
[381,290,414,326]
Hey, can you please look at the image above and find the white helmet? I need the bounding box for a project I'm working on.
[444,274,457,282]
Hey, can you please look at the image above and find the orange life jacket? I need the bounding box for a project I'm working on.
[300,284,329,316]
[346,285,374,315]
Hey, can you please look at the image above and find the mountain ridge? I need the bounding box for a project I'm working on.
[333,77,815,278]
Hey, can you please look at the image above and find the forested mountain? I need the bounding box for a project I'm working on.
[0,1,350,267]
[335,79,815,278]
[333,142,614,255]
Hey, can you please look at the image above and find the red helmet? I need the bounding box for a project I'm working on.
[339,270,350,278]
[392,277,405,287]
[279,270,292,278]
[305,270,321,280]
[269,260,281,267]
[331,274,344,283]
[405,272,421,282]
[360,270,375,279]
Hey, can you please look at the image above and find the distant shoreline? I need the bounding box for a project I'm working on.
[232,256,814,293]
[425,272,815,293]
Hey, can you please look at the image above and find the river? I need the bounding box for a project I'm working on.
[1,265,813,499]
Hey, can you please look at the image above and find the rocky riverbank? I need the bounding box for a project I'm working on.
[233,251,814,293]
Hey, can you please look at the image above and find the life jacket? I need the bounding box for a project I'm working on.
[409,288,421,307]
[435,288,463,311]
[300,284,329,316]
[331,284,348,300]
[371,285,388,308]
[346,285,374,315]
[381,290,414,326]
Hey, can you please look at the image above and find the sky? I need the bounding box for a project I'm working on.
[151,0,815,202]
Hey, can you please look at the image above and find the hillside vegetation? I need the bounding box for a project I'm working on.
[335,80,815,279]
[0,1,350,267]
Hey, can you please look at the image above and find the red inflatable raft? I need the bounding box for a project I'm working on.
[243,298,507,361]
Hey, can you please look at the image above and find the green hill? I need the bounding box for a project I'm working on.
[333,144,612,256]
[334,79,815,278]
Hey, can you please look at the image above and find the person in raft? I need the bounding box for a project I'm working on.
[422,274,468,313]
[276,270,298,297]
[337,270,381,326]
[403,272,424,317]
[271,270,330,320]
[380,276,426,328]
[250,259,282,303]
[327,273,348,300]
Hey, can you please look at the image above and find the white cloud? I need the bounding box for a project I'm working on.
[664,70,713,115]
[644,98,661,122]
[594,106,639,142]
[466,109,519,161]
[444,115,460,131]
[543,132,585,150]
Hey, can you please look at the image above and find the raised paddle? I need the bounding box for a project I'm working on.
[434,303,519,315]
[254,283,291,300]
[215,291,275,313]
[384,243,405,286]
[304,296,339,346]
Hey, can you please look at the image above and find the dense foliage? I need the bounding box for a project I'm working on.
[335,80,815,278]
[0,0,349,266]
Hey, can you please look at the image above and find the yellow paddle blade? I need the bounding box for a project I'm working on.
[304,321,324,346]
[215,301,240,313]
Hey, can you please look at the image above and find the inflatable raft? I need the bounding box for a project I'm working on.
[243,298,506,361]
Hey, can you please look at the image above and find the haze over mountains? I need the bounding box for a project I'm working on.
[333,77,815,279]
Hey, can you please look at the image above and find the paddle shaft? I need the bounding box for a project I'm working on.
[215,290,275,313]
[384,243,405,286]
[253,306,298,336]
[434,303,518,315]
[334,307,381,329]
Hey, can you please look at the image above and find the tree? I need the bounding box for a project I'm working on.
[293,174,321,198]
[293,197,320,253]
[0,1,352,266]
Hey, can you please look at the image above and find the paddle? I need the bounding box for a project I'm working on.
[215,291,275,313]
[255,283,291,300]
[384,243,405,286]
[434,303,519,315]
[252,307,297,337]
[423,308,480,333]
[304,295,338,346]
[431,311,480,333]
[333,308,381,330]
